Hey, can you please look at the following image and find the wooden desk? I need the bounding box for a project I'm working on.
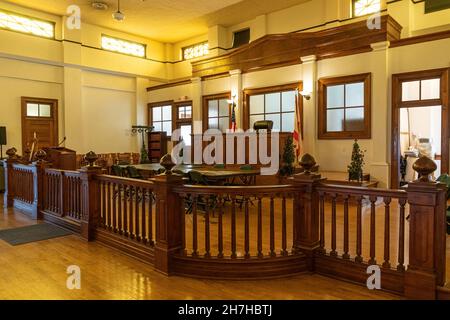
[321,171,379,188]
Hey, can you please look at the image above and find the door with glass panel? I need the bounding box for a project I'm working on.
[21,97,58,155]
[391,69,449,188]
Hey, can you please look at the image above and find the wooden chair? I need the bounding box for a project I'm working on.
[126,166,144,180]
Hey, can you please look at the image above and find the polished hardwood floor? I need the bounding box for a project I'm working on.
[0,200,404,300]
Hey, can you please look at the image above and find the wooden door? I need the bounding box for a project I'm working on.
[21,97,58,155]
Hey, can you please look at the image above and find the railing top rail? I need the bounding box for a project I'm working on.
[44,168,80,175]
[96,174,155,188]
[173,184,299,195]
[12,163,35,171]
[317,182,407,199]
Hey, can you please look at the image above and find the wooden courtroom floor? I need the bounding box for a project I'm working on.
[0,201,405,300]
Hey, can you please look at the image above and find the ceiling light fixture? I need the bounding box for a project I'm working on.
[112,0,125,21]
[91,2,108,10]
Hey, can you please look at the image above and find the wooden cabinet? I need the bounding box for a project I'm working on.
[148,131,167,162]
[43,147,76,170]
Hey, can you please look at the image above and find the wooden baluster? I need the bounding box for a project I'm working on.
[101,181,106,227]
[231,196,237,259]
[218,196,224,258]
[107,182,112,230]
[319,192,325,254]
[123,184,128,236]
[257,197,263,258]
[397,198,406,271]
[281,195,287,256]
[180,195,186,254]
[330,193,337,257]
[383,197,392,268]
[149,190,154,245]
[244,196,250,258]
[135,187,140,241]
[343,194,350,259]
[368,195,377,265]
[355,195,363,263]
[77,178,81,219]
[129,186,134,239]
[112,183,117,232]
[269,196,275,257]
[117,184,122,234]
[192,196,198,256]
[204,198,211,258]
[141,188,147,244]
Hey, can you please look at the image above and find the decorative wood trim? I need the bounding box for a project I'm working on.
[318,73,371,140]
[390,29,450,48]
[202,92,231,133]
[391,68,449,188]
[191,15,402,78]
[42,211,81,234]
[243,83,303,132]
[147,79,192,92]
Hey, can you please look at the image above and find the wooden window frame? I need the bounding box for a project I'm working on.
[352,0,381,17]
[391,68,449,188]
[318,73,371,140]
[148,100,174,138]
[243,83,303,133]
[202,93,231,133]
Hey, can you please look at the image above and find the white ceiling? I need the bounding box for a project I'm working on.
[4,0,311,43]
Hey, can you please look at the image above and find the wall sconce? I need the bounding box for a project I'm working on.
[227,94,237,106]
[299,90,311,100]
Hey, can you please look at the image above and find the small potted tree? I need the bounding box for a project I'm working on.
[280,136,296,176]
[348,139,365,182]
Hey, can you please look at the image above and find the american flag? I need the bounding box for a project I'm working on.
[293,91,303,160]
[230,102,237,132]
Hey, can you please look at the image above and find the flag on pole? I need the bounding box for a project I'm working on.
[230,102,237,132]
[293,93,303,160]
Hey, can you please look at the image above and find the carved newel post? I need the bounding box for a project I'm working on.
[405,156,447,299]
[292,154,325,271]
[3,148,19,207]
[79,151,102,241]
[31,149,49,220]
[152,154,184,275]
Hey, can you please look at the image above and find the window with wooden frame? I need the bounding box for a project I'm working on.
[318,73,371,139]
[202,93,231,133]
[174,101,193,146]
[148,101,173,137]
[352,0,381,17]
[243,83,302,132]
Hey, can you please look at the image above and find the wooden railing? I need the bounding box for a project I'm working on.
[2,153,448,299]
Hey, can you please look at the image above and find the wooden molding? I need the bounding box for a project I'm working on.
[147,79,192,92]
[390,29,450,48]
[191,15,402,78]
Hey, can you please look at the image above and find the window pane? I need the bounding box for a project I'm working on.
[152,107,161,121]
[208,100,218,117]
[327,109,345,132]
[327,85,345,108]
[265,113,281,131]
[345,107,365,131]
[26,103,39,116]
[162,121,172,135]
[250,115,264,130]
[282,91,296,112]
[208,118,218,129]
[219,117,229,132]
[180,125,192,146]
[421,79,440,100]
[153,122,162,132]
[345,82,364,107]
[185,106,192,118]
[219,99,229,117]
[38,104,51,117]
[266,93,280,113]
[281,112,295,132]
[249,95,264,114]
[178,107,185,119]
[402,81,420,101]
[162,105,171,120]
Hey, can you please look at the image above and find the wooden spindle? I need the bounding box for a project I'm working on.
[123,185,129,236]
[368,195,377,265]
[397,198,406,271]
[181,195,186,254]
[244,197,250,258]
[383,197,391,268]
[141,188,147,244]
[192,196,198,256]
[204,198,211,258]
[112,183,117,232]
[281,196,287,256]
[148,190,154,245]
[269,196,275,257]
[319,192,325,253]
[101,181,106,227]
[135,187,140,241]
[107,182,112,230]
[355,195,363,263]
[117,184,122,234]
[218,196,224,258]
[330,194,337,257]
[129,186,134,238]
[231,196,237,259]
[343,194,350,259]
[257,197,263,258]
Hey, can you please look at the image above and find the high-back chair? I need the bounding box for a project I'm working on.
[111,164,125,177]
[126,166,143,179]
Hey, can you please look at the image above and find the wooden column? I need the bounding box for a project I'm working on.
[405,157,447,299]
[292,154,324,271]
[79,152,102,241]
[3,157,18,208]
[30,157,49,220]
[152,154,184,275]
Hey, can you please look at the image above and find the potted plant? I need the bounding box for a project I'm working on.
[348,139,365,182]
[280,136,296,176]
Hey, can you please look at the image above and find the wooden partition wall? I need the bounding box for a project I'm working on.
[2,154,448,299]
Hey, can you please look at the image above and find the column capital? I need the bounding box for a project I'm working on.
[229,69,242,76]
[371,41,390,51]
[301,55,317,64]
